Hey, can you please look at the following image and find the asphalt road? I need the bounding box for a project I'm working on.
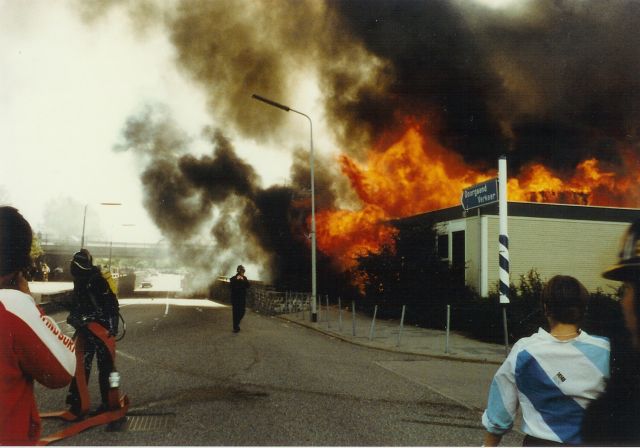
[36,299,523,446]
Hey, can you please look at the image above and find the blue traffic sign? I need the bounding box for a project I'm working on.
[461,178,499,211]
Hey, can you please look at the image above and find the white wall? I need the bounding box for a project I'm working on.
[439,215,627,295]
[485,216,625,294]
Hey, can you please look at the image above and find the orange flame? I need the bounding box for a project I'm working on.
[315,125,640,272]
[338,127,492,217]
[315,204,397,269]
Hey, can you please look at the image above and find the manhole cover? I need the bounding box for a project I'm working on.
[124,413,176,432]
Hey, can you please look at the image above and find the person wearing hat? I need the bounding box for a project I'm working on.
[65,248,120,416]
[482,275,610,446]
[581,220,640,445]
[0,206,76,444]
[229,265,250,333]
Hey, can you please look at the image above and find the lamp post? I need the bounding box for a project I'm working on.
[251,93,318,322]
[80,204,88,249]
[112,224,136,270]
[80,202,122,254]
[102,203,123,269]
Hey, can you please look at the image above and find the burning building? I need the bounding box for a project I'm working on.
[399,201,640,295]
[99,0,640,295]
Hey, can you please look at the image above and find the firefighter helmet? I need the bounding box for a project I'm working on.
[70,249,93,277]
[603,219,640,281]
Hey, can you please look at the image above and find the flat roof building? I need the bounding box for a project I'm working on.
[397,202,640,296]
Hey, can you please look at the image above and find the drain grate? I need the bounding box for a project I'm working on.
[124,413,176,432]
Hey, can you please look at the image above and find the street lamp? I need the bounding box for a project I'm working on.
[102,203,123,270]
[80,204,88,249]
[109,223,136,270]
[252,93,318,323]
[80,202,122,251]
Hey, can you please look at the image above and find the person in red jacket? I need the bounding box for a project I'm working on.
[0,206,76,445]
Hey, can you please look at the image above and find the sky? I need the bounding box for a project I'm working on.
[0,0,297,245]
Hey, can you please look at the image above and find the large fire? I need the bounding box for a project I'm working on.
[315,125,640,271]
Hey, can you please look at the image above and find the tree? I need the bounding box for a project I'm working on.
[354,220,477,325]
[31,233,44,261]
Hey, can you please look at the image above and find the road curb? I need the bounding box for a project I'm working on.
[277,314,503,365]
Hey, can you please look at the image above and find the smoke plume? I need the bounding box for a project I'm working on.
[115,105,345,291]
[97,0,640,171]
[329,0,640,173]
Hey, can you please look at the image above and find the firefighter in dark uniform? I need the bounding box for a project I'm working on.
[229,265,250,333]
[65,249,120,415]
[581,220,640,444]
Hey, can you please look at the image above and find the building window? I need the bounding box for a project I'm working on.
[452,230,465,269]
[437,234,449,259]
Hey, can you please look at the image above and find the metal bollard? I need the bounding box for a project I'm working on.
[302,295,306,321]
[396,305,406,347]
[502,307,509,356]
[164,289,170,316]
[352,301,356,336]
[326,295,330,328]
[298,293,302,319]
[445,304,451,354]
[369,305,378,341]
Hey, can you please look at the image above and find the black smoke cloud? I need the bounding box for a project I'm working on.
[168,0,337,142]
[326,0,506,167]
[103,0,640,174]
[160,0,392,161]
[329,0,640,173]
[116,105,346,292]
[99,0,640,287]
[470,0,640,171]
[90,0,640,171]
[179,128,258,203]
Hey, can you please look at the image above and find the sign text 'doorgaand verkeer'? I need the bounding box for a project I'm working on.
[461,178,499,211]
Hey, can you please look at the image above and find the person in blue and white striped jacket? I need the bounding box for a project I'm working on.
[482,275,610,446]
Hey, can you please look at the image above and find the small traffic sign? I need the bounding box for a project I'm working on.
[461,178,499,211]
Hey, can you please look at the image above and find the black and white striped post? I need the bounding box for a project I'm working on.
[498,156,510,355]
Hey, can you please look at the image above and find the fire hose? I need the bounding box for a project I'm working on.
[116,311,126,342]
[38,322,129,445]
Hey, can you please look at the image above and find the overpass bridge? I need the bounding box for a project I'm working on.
[41,240,170,260]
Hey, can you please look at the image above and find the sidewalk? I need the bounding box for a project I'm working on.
[279,304,508,364]
[29,281,73,305]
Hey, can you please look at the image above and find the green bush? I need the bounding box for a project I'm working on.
[438,271,622,344]
[454,271,546,344]
[354,219,480,328]
[583,287,625,340]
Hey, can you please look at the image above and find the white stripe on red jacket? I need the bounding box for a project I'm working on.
[1,289,76,444]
